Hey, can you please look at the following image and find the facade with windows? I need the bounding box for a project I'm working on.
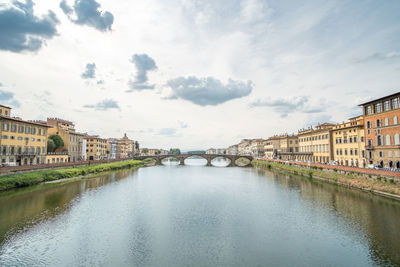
[332,116,366,168]
[298,123,335,164]
[107,138,118,159]
[84,135,107,161]
[360,92,400,168]
[0,105,49,166]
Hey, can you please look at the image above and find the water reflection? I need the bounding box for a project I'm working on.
[0,163,399,266]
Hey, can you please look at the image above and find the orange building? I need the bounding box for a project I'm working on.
[360,92,400,168]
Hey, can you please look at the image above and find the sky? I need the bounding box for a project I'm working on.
[0,0,400,150]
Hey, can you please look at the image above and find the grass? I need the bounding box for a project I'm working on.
[0,160,144,191]
[252,160,400,198]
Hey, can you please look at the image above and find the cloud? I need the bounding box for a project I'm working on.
[157,128,178,136]
[164,76,253,106]
[96,80,104,85]
[178,121,188,128]
[250,96,325,117]
[83,99,119,110]
[127,54,158,91]
[81,62,96,79]
[354,51,400,63]
[0,83,20,107]
[0,0,59,52]
[60,0,114,31]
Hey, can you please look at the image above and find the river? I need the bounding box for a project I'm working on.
[0,158,399,266]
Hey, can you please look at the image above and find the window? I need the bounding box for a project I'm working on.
[361,136,364,142]
[345,149,348,155]
[36,147,41,155]
[395,133,400,145]
[10,146,15,155]
[31,127,36,134]
[11,123,16,132]
[25,126,30,134]
[386,135,391,146]
[3,122,9,131]
[366,106,372,115]
[379,151,384,157]
[2,135,8,139]
[19,125,24,133]
[384,117,389,126]
[376,119,381,127]
[350,149,353,155]
[392,98,399,109]
[376,136,383,146]
[17,136,23,140]
[394,116,398,125]
[374,103,382,113]
[2,145,7,155]
[38,128,41,135]
[366,121,371,128]
[354,136,357,142]
[384,100,390,111]
[355,149,358,155]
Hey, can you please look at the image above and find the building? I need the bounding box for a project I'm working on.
[227,144,238,155]
[237,139,251,155]
[264,136,281,158]
[46,152,69,164]
[276,134,300,160]
[117,133,134,159]
[0,105,49,166]
[85,135,107,160]
[359,92,400,168]
[47,118,85,162]
[298,123,335,164]
[332,116,366,168]
[206,148,216,155]
[250,139,266,157]
[107,138,118,159]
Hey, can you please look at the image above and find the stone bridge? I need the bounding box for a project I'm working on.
[137,154,253,167]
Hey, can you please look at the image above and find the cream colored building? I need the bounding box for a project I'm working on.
[264,136,281,158]
[117,133,134,159]
[85,135,107,160]
[332,116,366,168]
[298,123,335,163]
[206,148,216,155]
[0,105,49,166]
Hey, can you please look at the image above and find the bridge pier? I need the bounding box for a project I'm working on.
[228,159,236,167]
[206,158,212,166]
[179,158,185,165]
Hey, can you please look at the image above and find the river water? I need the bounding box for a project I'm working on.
[0,158,400,266]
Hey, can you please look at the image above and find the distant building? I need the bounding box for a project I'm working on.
[85,135,107,160]
[264,136,281,158]
[47,118,85,162]
[359,92,400,168]
[206,148,216,155]
[107,138,118,159]
[46,152,68,164]
[298,123,335,164]
[117,133,134,159]
[332,116,366,168]
[227,144,238,155]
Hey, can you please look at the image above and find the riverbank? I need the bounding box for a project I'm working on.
[0,159,150,192]
[252,159,400,200]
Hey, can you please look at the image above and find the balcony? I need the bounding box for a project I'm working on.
[366,144,374,150]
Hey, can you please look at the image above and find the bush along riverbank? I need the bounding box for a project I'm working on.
[252,160,400,200]
[0,160,148,192]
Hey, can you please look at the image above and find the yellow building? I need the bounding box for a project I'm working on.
[0,105,49,166]
[85,135,107,160]
[332,116,366,168]
[264,136,281,158]
[117,133,134,159]
[277,134,300,160]
[298,123,335,163]
[45,153,69,164]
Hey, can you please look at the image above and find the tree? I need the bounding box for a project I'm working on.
[48,134,64,150]
[142,148,149,154]
[135,141,140,150]
[47,139,56,153]
[169,148,181,155]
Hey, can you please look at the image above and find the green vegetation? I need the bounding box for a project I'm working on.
[252,160,400,198]
[0,160,144,191]
[169,148,181,155]
[47,134,64,153]
[142,148,149,154]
